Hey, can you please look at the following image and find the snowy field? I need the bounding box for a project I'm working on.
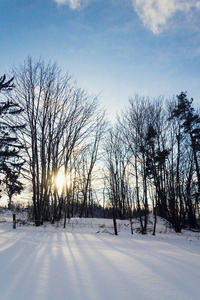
[0,211,200,300]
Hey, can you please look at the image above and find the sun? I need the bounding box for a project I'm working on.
[55,170,70,194]
[55,171,65,190]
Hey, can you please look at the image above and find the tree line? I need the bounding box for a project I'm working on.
[104,95,200,233]
[0,57,200,233]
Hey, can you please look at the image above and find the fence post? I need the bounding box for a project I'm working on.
[13,213,16,229]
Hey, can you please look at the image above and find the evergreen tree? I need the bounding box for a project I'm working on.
[0,75,25,205]
[170,92,200,228]
[3,165,23,209]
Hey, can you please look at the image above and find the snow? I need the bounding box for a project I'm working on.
[0,211,200,300]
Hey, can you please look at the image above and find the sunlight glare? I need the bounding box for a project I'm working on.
[55,171,70,194]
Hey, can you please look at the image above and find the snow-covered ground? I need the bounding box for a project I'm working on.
[0,210,199,300]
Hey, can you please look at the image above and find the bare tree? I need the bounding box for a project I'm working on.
[120,96,152,234]
[103,125,133,235]
[77,113,107,218]
[10,57,104,225]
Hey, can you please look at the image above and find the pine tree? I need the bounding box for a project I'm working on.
[0,75,25,205]
[2,165,23,209]
[170,92,200,228]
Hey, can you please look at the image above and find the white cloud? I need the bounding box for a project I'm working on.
[132,0,200,34]
[54,0,82,9]
[53,0,200,33]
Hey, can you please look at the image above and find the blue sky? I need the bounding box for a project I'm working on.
[1,0,200,119]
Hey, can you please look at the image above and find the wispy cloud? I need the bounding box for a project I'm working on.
[54,0,82,10]
[132,0,200,34]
